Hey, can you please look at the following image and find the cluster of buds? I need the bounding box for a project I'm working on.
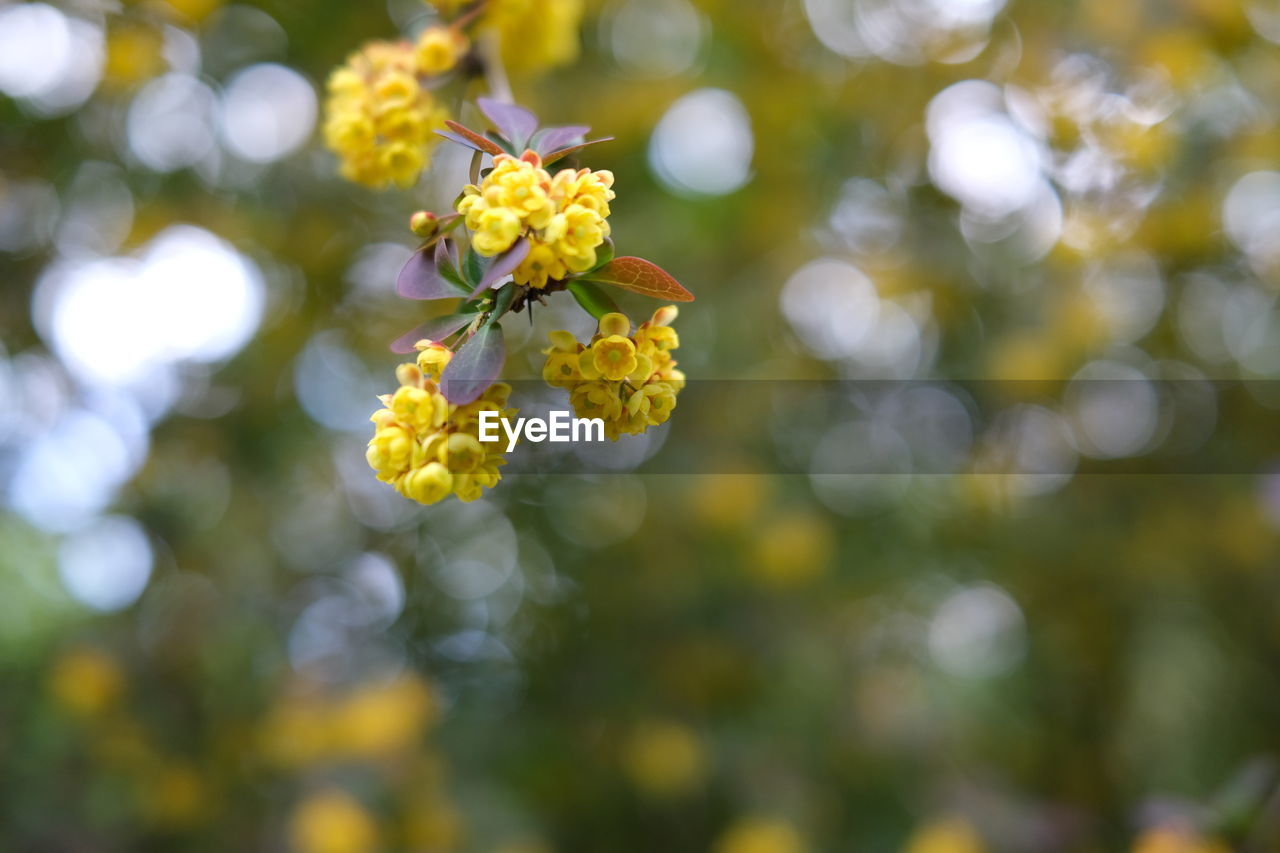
[543,308,684,441]
[458,151,615,288]
[366,342,515,504]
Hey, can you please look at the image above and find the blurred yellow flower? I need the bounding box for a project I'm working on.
[142,762,208,827]
[714,817,806,853]
[414,25,469,75]
[905,818,985,853]
[750,512,834,588]
[288,789,378,853]
[1131,826,1231,853]
[323,41,449,188]
[331,675,440,759]
[102,23,166,91]
[485,0,584,72]
[48,647,123,716]
[621,720,708,797]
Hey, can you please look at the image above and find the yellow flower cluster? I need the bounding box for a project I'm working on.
[543,307,684,440]
[457,152,615,288]
[323,41,450,188]
[427,0,583,71]
[366,341,514,504]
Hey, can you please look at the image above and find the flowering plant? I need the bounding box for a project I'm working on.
[323,5,694,505]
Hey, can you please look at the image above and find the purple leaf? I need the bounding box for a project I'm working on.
[389,312,478,353]
[542,137,615,166]
[440,325,505,404]
[533,125,589,157]
[476,97,539,149]
[470,238,530,296]
[397,248,468,300]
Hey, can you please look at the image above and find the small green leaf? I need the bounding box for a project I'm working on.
[435,240,468,293]
[463,247,486,289]
[484,282,518,327]
[568,280,621,320]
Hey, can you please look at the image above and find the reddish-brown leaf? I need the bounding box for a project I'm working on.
[440,121,505,156]
[581,257,694,302]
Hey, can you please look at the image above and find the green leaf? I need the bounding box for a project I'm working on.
[462,246,486,289]
[589,238,615,272]
[435,240,468,293]
[580,256,694,302]
[568,280,621,320]
[484,282,518,327]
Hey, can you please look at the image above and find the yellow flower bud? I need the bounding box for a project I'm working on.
[399,461,453,504]
[410,210,439,238]
[597,313,630,337]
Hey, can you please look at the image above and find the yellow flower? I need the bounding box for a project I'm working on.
[322,40,449,189]
[288,789,378,853]
[580,335,642,382]
[551,167,615,216]
[401,461,453,503]
[548,204,609,272]
[570,380,625,423]
[472,206,523,256]
[416,341,453,379]
[456,153,615,288]
[545,306,684,440]
[413,25,468,75]
[541,329,582,387]
[367,341,515,504]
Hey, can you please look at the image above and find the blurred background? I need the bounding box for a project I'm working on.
[4,0,1280,850]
